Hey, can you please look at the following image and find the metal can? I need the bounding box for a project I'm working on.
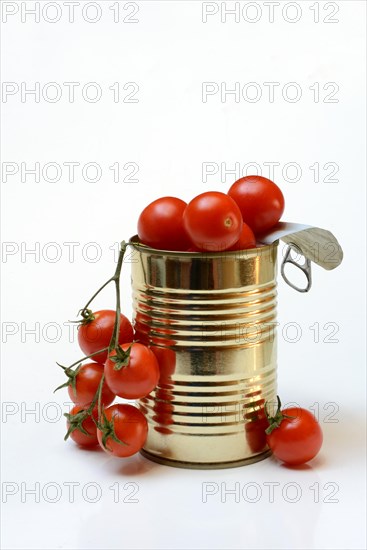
[130,236,278,469]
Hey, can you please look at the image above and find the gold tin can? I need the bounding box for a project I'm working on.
[130,237,278,469]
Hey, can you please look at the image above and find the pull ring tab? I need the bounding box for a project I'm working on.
[281,243,312,293]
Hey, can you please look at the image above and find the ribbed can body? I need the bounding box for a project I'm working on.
[130,238,278,468]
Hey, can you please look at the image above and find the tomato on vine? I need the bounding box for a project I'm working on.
[57,242,151,459]
[65,405,99,447]
[56,362,115,407]
[104,343,160,399]
[78,309,133,364]
[97,404,148,457]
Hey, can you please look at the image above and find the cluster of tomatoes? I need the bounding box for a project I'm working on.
[138,175,285,252]
[58,309,160,457]
[57,174,324,467]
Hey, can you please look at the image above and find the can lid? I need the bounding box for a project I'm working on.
[258,222,343,270]
[257,222,343,293]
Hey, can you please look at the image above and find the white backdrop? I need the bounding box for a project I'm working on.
[1,1,366,549]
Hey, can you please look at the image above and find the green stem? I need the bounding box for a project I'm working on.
[97,373,104,421]
[78,241,127,319]
[64,386,102,441]
[87,379,101,416]
[56,347,109,373]
[108,241,127,352]
[80,278,114,318]
[265,395,295,435]
[62,241,129,443]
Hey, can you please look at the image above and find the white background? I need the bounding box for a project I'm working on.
[1,1,366,549]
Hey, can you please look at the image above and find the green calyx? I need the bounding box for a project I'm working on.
[78,308,95,325]
[54,363,82,395]
[63,386,99,441]
[68,308,95,326]
[64,407,94,441]
[109,345,132,371]
[54,348,109,395]
[265,395,295,435]
[97,410,128,452]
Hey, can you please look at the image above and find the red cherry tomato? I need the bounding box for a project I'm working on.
[97,404,148,457]
[67,362,115,407]
[104,343,160,399]
[183,191,243,251]
[227,222,256,251]
[65,405,99,447]
[266,398,323,465]
[78,310,133,364]
[138,196,191,251]
[228,175,285,234]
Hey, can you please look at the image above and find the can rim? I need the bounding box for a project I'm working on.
[128,235,279,257]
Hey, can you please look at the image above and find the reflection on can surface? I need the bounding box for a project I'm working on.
[130,237,278,469]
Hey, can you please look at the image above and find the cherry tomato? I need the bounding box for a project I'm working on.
[97,404,148,457]
[227,222,256,251]
[138,196,191,251]
[266,397,323,465]
[67,362,115,407]
[65,405,99,447]
[228,175,285,234]
[78,310,133,364]
[183,191,243,251]
[105,343,160,399]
